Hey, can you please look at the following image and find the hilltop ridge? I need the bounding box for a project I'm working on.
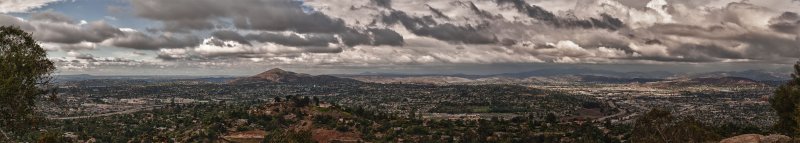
[229,68,360,84]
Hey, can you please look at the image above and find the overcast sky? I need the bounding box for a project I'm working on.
[1,0,798,75]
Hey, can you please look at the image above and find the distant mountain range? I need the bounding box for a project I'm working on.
[350,68,788,80]
[229,68,361,84]
[341,68,790,85]
[495,68,790,81]
[496,68,673,79]
[56,68,790,85]
[684,70,791,81]
[688,76,760,85]
[642,76,765,87]
[53,74,237,82]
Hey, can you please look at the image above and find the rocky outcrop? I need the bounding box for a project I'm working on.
[720,134,792,143]
[222,130,267,143]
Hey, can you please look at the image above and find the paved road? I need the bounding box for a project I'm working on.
[594,101,627,122]
[48,106,163,120]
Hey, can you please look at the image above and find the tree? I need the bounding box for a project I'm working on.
[771,61,800,137]
[545,113,558,124]
[312,96,320,106]
[0,26,55,140]
[631,109,673,143]
[262,129,314,143]
[36,131,68,143]
[571,123,614,143]
[630,109,720,143]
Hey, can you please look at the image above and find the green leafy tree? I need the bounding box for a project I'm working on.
[771,61,800,137]
[0,26,55,140]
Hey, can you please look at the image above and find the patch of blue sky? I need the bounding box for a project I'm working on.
[12,0,158,31]
[292,0,316,14]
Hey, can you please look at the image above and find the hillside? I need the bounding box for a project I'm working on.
[229,68,361,84]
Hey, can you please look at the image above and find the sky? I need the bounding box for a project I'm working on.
[0,0,798,75]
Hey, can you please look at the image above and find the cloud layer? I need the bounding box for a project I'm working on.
[1,0,799,73]
[0,0,61,13]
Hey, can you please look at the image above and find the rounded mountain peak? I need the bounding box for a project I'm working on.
[262,68,289,74]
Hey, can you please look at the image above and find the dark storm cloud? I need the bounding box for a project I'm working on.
[32,21,123,44]
[382,11,434,28]
[338,28,405,46]
[670,44,746,60]
[131,0,348,33]
[769,12,800,34]
[369,28,404,46]
[211,30,251,45]
[1,13,123,44]
[416,23,496,44]
[340,29,370,46]
[130,0,229,21]
[30,11,76,24]
[383,11,495,44]
[496,0,625,30]
[731,32,800,60]
[468,2,495,19]
[330,28,405,46]
[162,19,216,33]
[235,12,347,33]
[613,0,650,10]
[17,11,205,51]
[109,32,201,50]
[130,0,227,33]
[497,0,555,21]
[372,0,392,8]
[589,14,626,30]
[2,12,209,51]
[428,6,450,20]
[646,24,800,61]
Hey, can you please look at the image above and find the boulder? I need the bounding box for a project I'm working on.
[720,134,792,143]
